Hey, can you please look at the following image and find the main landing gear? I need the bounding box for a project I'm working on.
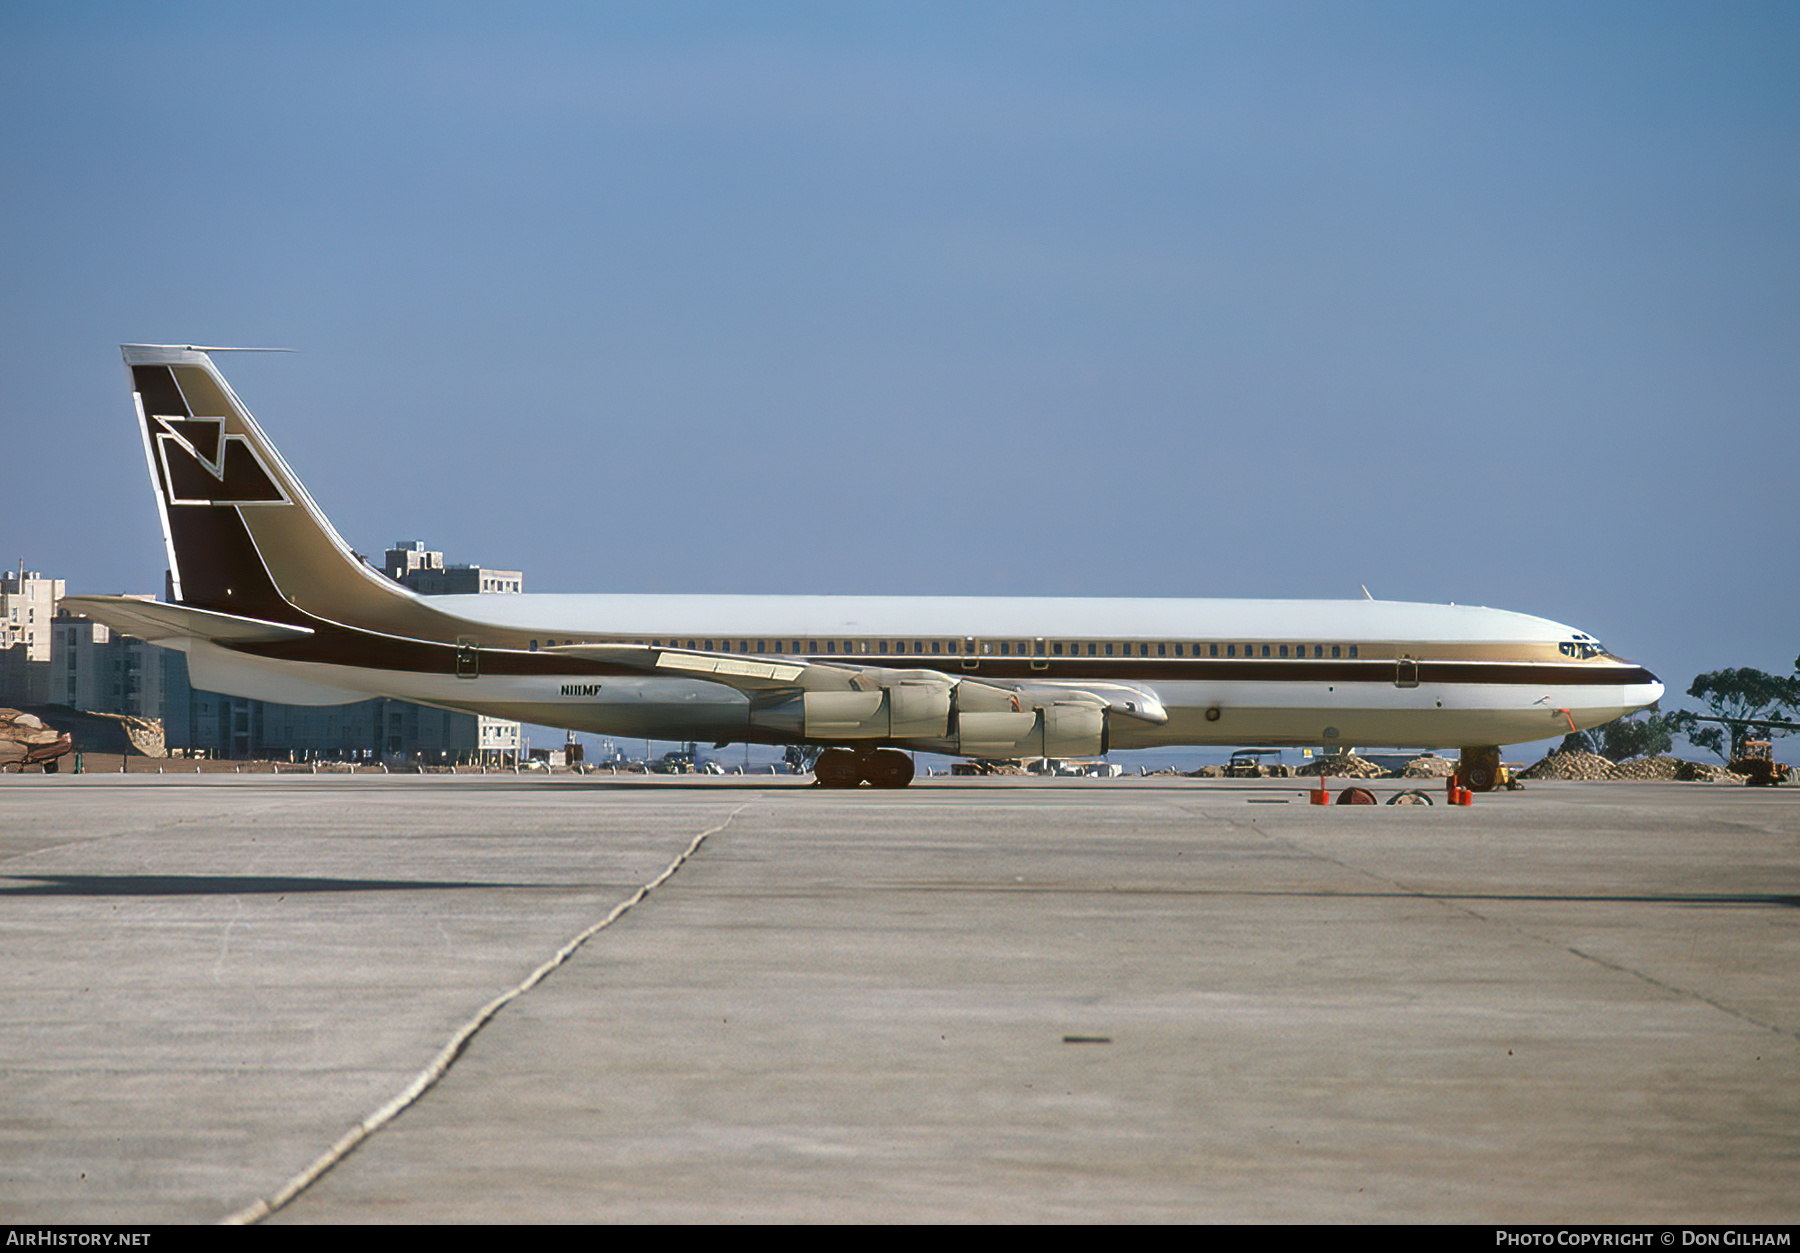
[813,747,916,789]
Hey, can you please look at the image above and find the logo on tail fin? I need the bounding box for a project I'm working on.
[150,415,292,507]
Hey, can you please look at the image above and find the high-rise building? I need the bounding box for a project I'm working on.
[384,541,521,595]
[52,605,189,725]
[0,563,67,705]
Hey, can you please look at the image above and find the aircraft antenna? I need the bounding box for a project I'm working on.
[120,344,298,354]
[179,345,298,353]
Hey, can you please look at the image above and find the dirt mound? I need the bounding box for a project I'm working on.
[1296,753,1386,779]
[1519,750,1619,780]
[0,709,74,770]
[1400,755,1457,778]
[18,705,165,757]
[1672,760,1749,783]
[1608,755,1685,780]
[1522,750,1754,783]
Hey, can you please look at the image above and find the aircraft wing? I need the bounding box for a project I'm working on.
[549,643,891,691]
[58,595,315,645]
[548,643,1167,724]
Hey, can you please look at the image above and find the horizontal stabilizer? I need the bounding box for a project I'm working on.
[59,595,313,645]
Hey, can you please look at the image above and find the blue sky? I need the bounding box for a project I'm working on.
[4,2,1796,760]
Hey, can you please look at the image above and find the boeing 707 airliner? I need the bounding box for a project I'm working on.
[64,345,1663,789]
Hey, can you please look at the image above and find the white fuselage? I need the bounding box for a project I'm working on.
[175,591,1663,752]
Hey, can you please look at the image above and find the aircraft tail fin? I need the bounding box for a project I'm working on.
[121,345,443,637]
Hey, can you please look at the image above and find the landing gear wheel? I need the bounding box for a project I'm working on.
[1457,745,1502,793]
[814,748,861,788]
[861,748,916,789]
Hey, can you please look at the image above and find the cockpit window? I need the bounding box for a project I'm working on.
[1560,640,1604,659]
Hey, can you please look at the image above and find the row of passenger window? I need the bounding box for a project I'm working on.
[527,638,1362,659]
[1011,641,1361,660]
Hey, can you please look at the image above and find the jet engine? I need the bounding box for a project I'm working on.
[956,701,1107,758]
[745,673,1146,759]
[748,680,954,741]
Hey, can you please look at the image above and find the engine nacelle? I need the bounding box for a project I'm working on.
[955,702,1107,758]
[889,681,955,737]
[749,682,954,741]
[799,690,887,739]
[955,710,1040,757]
[1042,702,1107,757]
[746,677,1106,756]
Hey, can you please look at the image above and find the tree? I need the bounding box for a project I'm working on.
[1608,710,1676,761]
[1561,706,1679,762]
[1558,730,1595,756]
[1668,668,1800,763]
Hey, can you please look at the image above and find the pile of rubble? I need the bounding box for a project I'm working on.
[1518,750,1624,780]
[1400,755,1457,778]
[1520,749,1753,783]
[949,760,1028,776]
[1295,754,1386,779]
[0,709,74,771]
[1672,760,1753,783]
[22,706,165,757]
[1608,755,1686,781]
[1189,750,1778,783]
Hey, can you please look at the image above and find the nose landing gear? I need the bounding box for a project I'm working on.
[1456,745,1503,792]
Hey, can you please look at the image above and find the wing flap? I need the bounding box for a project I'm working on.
[550,643,875,692]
